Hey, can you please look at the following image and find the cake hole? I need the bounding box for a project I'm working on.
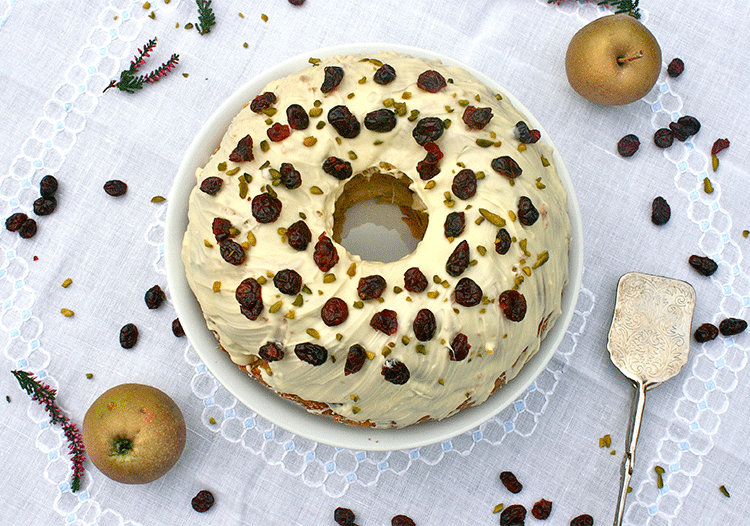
[333,170,428,264]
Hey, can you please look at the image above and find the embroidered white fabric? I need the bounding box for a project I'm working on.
[1,1,748,525]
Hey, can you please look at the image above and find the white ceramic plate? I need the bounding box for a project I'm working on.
[165,43,583,451]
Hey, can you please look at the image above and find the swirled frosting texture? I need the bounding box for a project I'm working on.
[182,52,571,428]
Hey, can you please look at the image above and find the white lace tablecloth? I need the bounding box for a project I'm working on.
[2,1,749,524]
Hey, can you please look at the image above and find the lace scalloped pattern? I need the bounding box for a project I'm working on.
[0,1,179,525]
[543,2,749,525]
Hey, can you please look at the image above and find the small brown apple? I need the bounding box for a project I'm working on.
[83,383,186,484]
[565,14,662,105]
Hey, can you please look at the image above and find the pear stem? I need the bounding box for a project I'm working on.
[617,51,644,65]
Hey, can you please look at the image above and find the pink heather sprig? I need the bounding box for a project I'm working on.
[104,37,180,93]
[547,0,641,18]
[11,370,86,492]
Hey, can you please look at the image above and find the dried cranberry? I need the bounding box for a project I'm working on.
[416,141,443,180]
[391,514,416,526]
[495,228,512,255]
[321,297,349,326]
[103,179,127,196]
[617,134,640,157]
[219,239,246,265]
[144,284,166,309]
[370,309,398,335]
[391,515,416,526]
[286,103,309,130]
[328,105,361,139]
[119,323,139,349]
[499,290,527,321]
[358,275,387,300]
[412,117,444,146]
[500,504,526,526]
[267,123,291,142]
[449,333,471,361]
[653,128,675,148]
[40,175,58,197]
[5,212,28,232]
[462,106,493,129]
[279,163,302,189]
[667,58,684,77]
[273,269,302,295]
[191,490,214,512]
[452,169,477,200]
[200,176,223,195]
[531,499,552,520]
[570,514,593,526]
[417,70,446,93]
[694,323,719,342]
[313,233,339,272]
[677,115,701,136]
[500,470,523,493]
[172,318,185,337]
[382,359,410,385]
[334,507,356,526]
[491,156,522,179]
[454,277,482,307]
[711,138,730,156]
[19,218,37,238]
[236,278,263,320]
[444,211,465,239]
[413,308,436,341]
[250,92,276,113]
[295,342,328,366]
[229,134,254,162]
[651,196,671,225]
[515,121,540,143]
[259,341,285,362]
[373,63,396,85]
[364,108,397,132]
[670,116,701,141]
[212,217,233,242]
[688,255,718,276]
[322,156,353,180]
[344,344,367,376]
[287,220,312,250]
[33,196,57,216]
[321,66,344,93]
[251,192,282,223]
[518,196,539,226]
[287,0,305,5]
[404,267,428,293]
[719,318,747,336]
[446,239,470,277]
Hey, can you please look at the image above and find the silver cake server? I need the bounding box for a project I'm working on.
[607,272,696,526]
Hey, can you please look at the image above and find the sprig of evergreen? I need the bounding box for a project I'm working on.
[196,0,216,35]
[11,370,86,492]
[104,37,180,93]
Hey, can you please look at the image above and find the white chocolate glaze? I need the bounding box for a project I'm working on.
[182,52,570,428]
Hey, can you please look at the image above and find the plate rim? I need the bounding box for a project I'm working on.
[165,42,584,451]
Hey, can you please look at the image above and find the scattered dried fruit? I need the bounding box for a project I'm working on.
[191,489,215,512]
[119,323,139,349]
[688,255,718,276]
[144,285,166,309]
[334,507,356,526]
[499,471,523,493]
[532,498,552,520]
[500,504,526,526]
[617,134,640,157]
[651,196,671,225]
[667,57,684,77]
[104,180,128,196]
[570,514,593,526]
[719,318,747,336]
